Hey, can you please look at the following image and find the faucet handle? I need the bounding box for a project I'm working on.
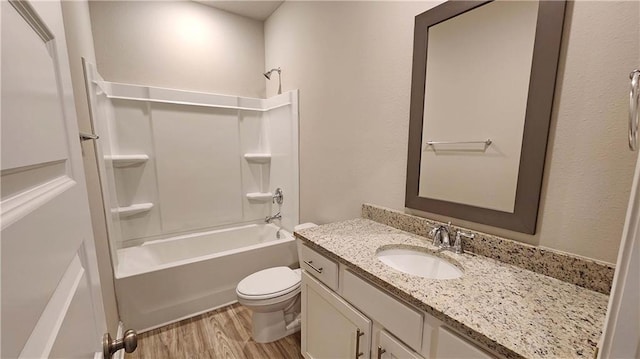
[429,227,442,246]
[453,232,462,254]
[453,230,475,254]
[440,226,451,247]
[272,188,284,205]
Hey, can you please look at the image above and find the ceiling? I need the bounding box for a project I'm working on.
[195,1,284,21]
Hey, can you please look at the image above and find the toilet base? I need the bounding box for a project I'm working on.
[251,311,301,343]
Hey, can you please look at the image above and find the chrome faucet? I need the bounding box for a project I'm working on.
[265,211,282,223]
[429,222,452,248]
[429,222,475,254]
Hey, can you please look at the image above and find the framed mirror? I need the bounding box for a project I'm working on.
[405,0,566,234]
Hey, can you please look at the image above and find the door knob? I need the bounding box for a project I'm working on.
[103,329,137,359]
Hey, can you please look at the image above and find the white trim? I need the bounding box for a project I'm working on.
[113,203,154,217]
[8,0,54,42]
[104,154,149,167]
[94,80,291,112]
[19,256,85,358]
[1,175,75,230]
[599,153,640,358]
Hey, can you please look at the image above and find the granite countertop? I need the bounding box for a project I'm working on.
[295,218,609,359]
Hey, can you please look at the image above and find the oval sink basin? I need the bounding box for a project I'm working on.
[376,248,463,280]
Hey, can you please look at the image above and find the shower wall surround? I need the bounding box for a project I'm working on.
[84,62,299,250]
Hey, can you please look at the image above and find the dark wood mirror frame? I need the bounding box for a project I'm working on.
[405,0,566,234]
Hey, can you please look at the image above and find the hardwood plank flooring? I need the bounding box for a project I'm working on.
[126,303,303,359]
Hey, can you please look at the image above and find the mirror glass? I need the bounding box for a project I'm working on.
[419,1,538,213]
[406,0,566,233]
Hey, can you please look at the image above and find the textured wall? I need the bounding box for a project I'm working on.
[89,1,266,98]
[265,0,639,264]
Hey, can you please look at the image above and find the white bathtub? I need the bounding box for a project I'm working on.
[114,223,298,331]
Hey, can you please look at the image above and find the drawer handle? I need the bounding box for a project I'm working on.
[377,346,386,359]
[303,260,323,274]
[355,328,365,358]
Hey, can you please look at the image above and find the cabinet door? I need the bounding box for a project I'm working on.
[302,271,372,359]
[435,327,493,359]
[377,330,423,359]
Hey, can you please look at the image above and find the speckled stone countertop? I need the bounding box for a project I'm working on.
[295,219,609,359]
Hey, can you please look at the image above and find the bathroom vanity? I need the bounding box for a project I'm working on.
[299,244,491,358]
[295,216,609,359]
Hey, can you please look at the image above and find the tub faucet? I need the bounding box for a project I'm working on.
[265,212,282,223]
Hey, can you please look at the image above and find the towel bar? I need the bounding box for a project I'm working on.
[629,69,640,151]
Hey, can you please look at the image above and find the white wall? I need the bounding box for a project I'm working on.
[265,0,640,264]
[89,1,266,98]
[265,0,441,223]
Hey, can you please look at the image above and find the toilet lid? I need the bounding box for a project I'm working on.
[237,267,301,298]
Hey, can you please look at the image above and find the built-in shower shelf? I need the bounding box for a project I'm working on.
[246,192,273,202]
[115,203,154,217]
[243,153,271,163]
[105,154,149,167]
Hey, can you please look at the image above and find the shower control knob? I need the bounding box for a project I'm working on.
[273,188,284,205]
[103,329,138,359]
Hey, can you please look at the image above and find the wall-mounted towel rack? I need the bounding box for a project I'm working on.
[426,139,492,146]
[424,139,492,151]
[629,69,639,151]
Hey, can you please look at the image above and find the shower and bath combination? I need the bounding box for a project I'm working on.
[83,61,300,331]
[264,67,282,95]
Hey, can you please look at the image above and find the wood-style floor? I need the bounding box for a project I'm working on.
[126,303,303,359]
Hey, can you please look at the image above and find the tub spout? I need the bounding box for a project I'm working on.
[265,212,282,223]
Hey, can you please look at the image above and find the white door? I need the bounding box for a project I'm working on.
[599,124,640,357]
[1,0,107,358]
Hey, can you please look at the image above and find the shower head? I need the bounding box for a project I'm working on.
[263,67,282,95]
[263,67,280,80]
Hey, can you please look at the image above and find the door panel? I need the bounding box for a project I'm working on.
[302,272,372,359]
[49,265,98,359]
[1,0,106,357]
[2,190,86,356]
[0,0,68,170]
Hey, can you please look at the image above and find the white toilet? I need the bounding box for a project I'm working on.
[236,266,302,343]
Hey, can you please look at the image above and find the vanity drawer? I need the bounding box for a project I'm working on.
[300,244,339,291]
[342,269,423,351]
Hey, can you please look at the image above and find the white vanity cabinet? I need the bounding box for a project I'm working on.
[378,330,423,359]
[299,242,497,359]
[435,328,493,359]
[301,272,372,359]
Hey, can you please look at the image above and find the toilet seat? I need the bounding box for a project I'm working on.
[237,267,301,301]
